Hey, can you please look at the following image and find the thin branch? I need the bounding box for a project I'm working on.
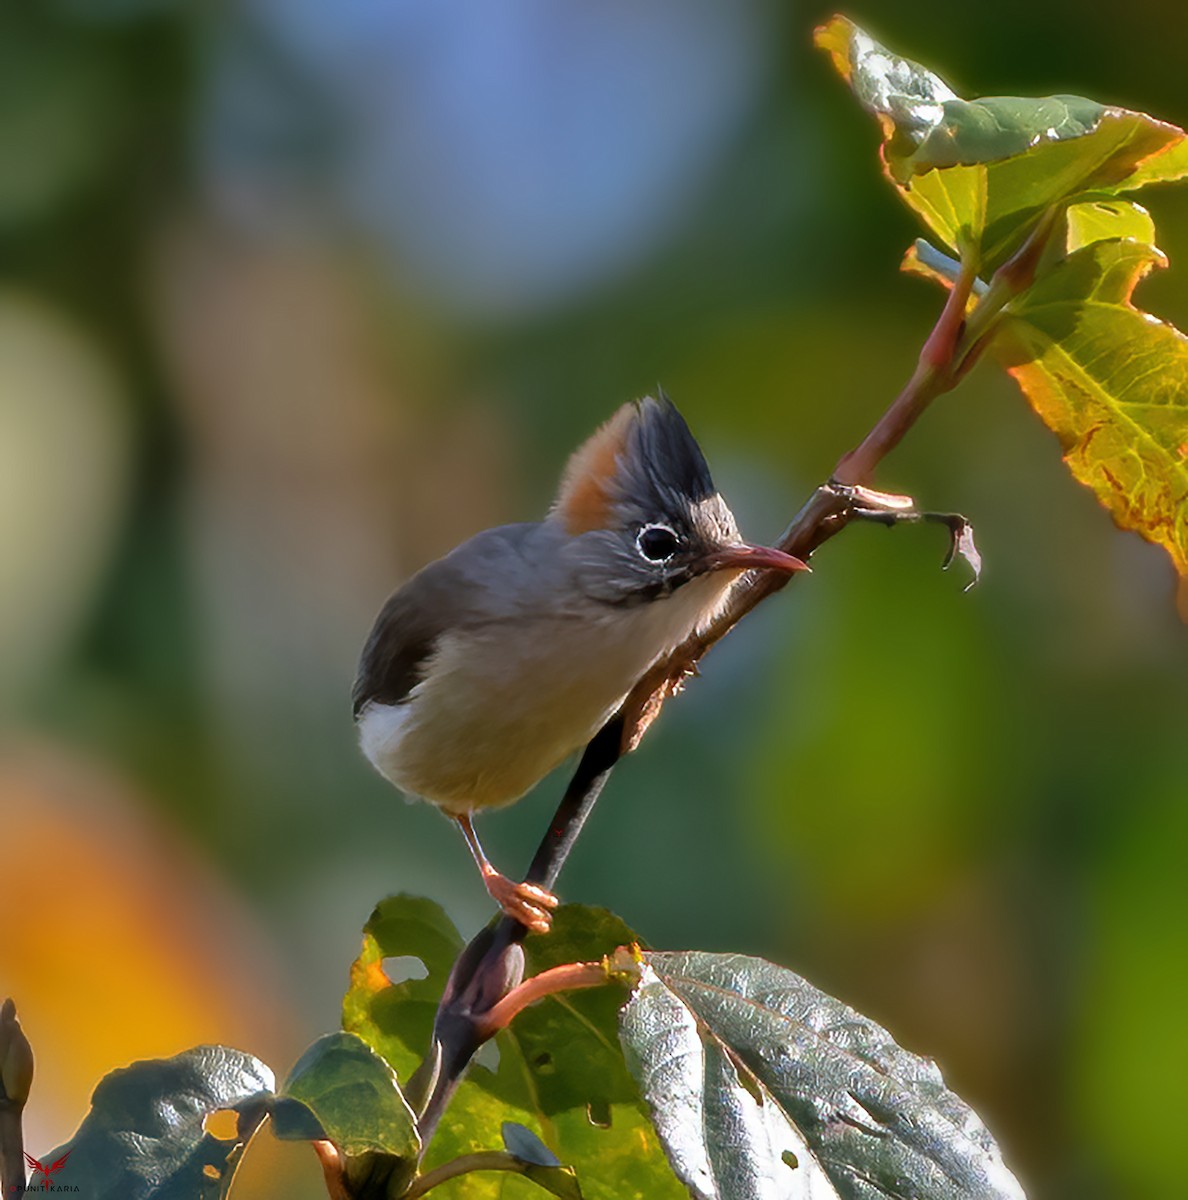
[404,1151,552,1200]
[312,1141,352,1200]
[0,1103,23,1198]
[835,243,979,486]
[408,204,1065,1177]
[474,959,616,1039]
[410,719,624,1144]
[0,999,32,1198]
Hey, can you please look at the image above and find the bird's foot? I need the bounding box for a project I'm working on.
[482,870,558,934]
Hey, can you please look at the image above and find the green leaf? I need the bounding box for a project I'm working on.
[38,1045,273,1200]
[344,897,683,1199]
[275,1031,420,1200]
[1063,198,1156,254]
[344,893,466,1084]
[994,237,1188,605]
[275,1031,419,1160]
[620,951,1025,1200]
[816,15,1188,269]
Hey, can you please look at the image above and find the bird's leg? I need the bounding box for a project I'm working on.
[454,814,559,935]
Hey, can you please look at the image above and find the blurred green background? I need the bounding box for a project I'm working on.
[2,1,1185,1197]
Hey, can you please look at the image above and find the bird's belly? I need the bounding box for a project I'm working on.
[357,582,726,815]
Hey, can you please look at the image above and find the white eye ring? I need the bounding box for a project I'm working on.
[636,523,681,563]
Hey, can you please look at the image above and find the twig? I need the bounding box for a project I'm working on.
[411,718,624,1142]
[0,998,32,1198]
[408,206,1063,1171]
[0,1104,23,1198]
[403,1151,555,1200]
[834,241,978,486]
[474,959,617,1039]
[312,1141,353,1200]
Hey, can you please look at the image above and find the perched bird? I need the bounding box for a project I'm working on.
[353,396,807,932]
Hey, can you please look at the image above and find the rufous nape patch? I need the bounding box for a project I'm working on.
[551,403,635,535]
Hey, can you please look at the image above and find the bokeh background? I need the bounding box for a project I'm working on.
[2,1,1186,1197]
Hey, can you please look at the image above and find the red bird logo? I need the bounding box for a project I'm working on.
[23,1151,70,1190]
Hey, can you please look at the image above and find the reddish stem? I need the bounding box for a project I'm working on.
[312,1141,352,1200]
[835,246,977,487]
[475,960,612,1038]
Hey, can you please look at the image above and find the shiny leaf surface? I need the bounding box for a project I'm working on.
[39,1045,273,1200]
[621,951,1025,1200]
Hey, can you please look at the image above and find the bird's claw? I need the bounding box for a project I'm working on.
[483,871,559,934]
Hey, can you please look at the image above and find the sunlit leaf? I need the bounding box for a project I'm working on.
[1063,198,1156,254]
[343,894,465,1084]
[994,238,1188,606]
[344,898,683,1199]
[816,15,1188,269]
[621,951,1025,1200]
[39,1045,273,1199]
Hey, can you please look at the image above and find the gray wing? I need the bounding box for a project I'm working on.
[351,522,556,717]
[351,583,446,716]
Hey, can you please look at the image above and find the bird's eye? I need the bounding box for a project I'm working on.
[636,524,681,562]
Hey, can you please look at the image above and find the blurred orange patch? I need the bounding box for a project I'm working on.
[0,744,301,1160]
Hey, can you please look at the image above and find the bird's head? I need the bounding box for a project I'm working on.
[549,395,807,608]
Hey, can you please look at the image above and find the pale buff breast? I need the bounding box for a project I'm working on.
[356,569,736,815]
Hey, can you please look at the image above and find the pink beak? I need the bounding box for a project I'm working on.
[704,542,810,575]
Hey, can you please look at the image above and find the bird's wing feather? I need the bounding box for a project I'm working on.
[351,523,551,717]
[352,584,446,715]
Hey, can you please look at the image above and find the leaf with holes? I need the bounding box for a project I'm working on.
[620,951,1025,1200]
[993,236,1188,611]
[344,893,466,1083]
[816,15,1188,271]
[343,897,683,1199]
[37,1045,273,1199]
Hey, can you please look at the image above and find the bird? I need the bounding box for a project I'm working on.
[352,395,807,933]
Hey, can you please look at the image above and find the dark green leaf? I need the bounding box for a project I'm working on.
[816,15,1188,269]
[621,951,1025,1200]
[276,1031,419,1160]
[38,1045,273,1200]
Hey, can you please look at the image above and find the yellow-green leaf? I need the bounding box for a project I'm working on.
[994,239,1188,604]
[1064,198,1156,254]
[816,15,1188,270]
